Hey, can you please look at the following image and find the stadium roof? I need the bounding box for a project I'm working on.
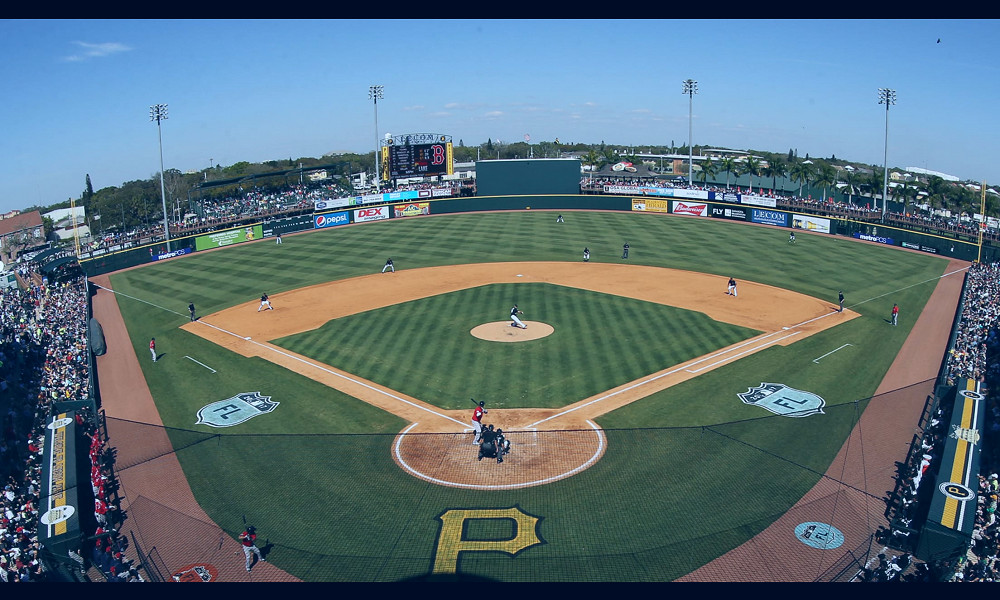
[0,211,42,237]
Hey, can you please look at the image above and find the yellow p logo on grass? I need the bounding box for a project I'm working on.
[432,507,542,574]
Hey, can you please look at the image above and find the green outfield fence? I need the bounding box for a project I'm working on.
[105,381,935,582]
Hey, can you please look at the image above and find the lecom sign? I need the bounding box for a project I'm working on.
[353,206,389,223]
[671,201,709,216]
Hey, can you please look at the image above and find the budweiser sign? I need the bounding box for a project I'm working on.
[671,201,709,216]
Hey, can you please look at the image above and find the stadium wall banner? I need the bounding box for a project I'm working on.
[750,208,789,227]
[313,211,350,229]
[792,214,831,234]
[384,190,422,202]
[152,247,193,261]
[632,198,670,213]
[194,224,264,251]
[394,202,431,218]
[431,188,453,198]
[710,205,749,221]
[902,240,940,254]
[713,191,741,204]
[671,201,709,217]
[853,232,895,245]
[738,194,778,208]
[314,198,353,210]
[606,185,710,200]
[353,206,390,223]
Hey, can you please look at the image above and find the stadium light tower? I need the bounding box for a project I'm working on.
[683,79,698,186]
[878,88,896,219]
[369,85,384,193]
[149,103,171,251]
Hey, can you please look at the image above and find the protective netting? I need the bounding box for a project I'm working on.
[106,380,934,582]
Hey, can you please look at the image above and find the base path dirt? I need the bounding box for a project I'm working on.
[182,262,856,490]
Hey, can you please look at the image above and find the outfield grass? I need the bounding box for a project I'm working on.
[107,209,952,581]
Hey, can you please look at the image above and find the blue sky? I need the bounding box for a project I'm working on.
[0,19,997,214]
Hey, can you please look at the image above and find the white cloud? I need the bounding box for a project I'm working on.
[63,41,132,62]
[484,111,504,118]
[402,105,425,111]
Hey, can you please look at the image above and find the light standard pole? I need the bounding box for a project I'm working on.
[368,85,384,193]
[149,103,171,251]
[878,88,896,219]
[682,79,698,187]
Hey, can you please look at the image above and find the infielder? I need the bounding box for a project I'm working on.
[471,400,487,445]
[239,525,265,572]
[583,247,590,262]
[727,277,738,297]
[510,304,527,329]
[382,258,394,273]
[258,293,273,312]
[622,242,630,259]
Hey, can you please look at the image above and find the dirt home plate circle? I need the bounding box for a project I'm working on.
[183,262,854,491]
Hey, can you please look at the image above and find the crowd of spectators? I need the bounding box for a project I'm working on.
[870,261,1000,582]
[0,266,138,582]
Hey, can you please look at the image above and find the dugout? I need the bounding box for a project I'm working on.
[914,379,985,564]
[475,159,581,197]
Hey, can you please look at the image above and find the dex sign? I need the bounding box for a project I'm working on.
[354,206,389,223]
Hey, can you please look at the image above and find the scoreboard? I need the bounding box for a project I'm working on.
[381,134,454,180]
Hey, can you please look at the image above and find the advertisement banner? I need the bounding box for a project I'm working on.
[750,209,789,227]
[714,191,741,204]
[605,185,710,200]
[385,191,421,202]
[853,232,895,245]
[710,205,749,221]
[313,212,350,229]
[353,206,390,223]
[314,198,353,210]
[633,198,670,213]
[431,188,453,198]
[362,193,383,204]
[671,201,709,217]
[901,241,939,254]
[393,202,431,218]
[151,247,193,261]
[792,214,831,234]
[194,224,264,251]
[739,194,778,208]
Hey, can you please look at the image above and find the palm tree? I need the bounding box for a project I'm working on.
[583,149,601,183]
[814,163,837,202]
[866,171,884,210]
[718,157,737,190]
[742,156,761,193]
[841,169,858,206]
[697,157,719,185]
[789,161,812,198]
[762,157,786,194]
[924,176,949,212]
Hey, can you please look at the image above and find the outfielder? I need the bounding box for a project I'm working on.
[258,293,273,312]
[239,525,265,572]
[510,304,527,329]
[149,338,157,363]
[471,400,487,445]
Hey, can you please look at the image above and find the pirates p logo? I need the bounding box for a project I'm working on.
[738,383,826,417]
[196,392,278,428]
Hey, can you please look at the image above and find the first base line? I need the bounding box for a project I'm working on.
[184,355,217,373]
[813,344,852,364]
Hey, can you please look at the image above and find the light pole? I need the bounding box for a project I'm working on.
[368,85,384,193]
[149,103,171,251]
[683,79,698,187]
[878,88,896,219]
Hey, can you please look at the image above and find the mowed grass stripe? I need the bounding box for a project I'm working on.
[272,283,760,410]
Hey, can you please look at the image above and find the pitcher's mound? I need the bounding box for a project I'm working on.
[471,321,553,342]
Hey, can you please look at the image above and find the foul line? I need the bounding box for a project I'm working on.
[813,344,853,364]
[394,420,606,490]
[184,356,217,373]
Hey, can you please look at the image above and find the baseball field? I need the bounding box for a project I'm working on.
[90,209,963,581]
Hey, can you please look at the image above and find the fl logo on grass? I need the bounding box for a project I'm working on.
[196,392,279,427]
[738,383,825,417]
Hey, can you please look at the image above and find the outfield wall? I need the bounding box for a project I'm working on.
[78,194,991,276]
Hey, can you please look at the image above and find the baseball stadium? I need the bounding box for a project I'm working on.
[11,158,999,583]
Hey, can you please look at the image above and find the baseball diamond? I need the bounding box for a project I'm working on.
[91,209,963,581]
